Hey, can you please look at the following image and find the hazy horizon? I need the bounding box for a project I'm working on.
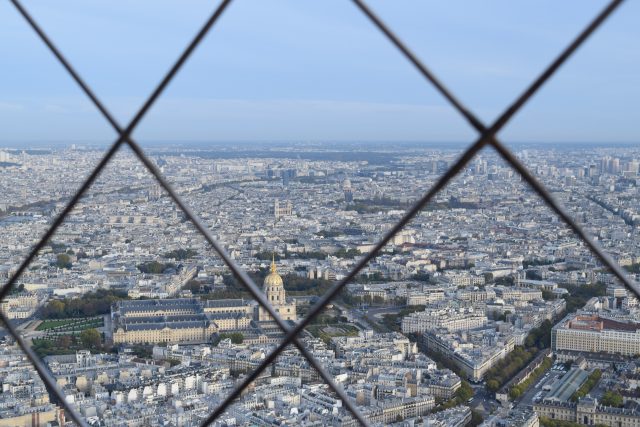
[2,140,640,151]
[1,0,638,144]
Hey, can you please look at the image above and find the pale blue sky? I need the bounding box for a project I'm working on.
[0,0,638,144]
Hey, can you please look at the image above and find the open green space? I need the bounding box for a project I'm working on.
[559,282,607,313]
[485,320,553,391]
[41,289,129,319]
[36,317,103,332]
[137,261,176,274]
[209,268,352,300]
[32,328,103,358]
[307,323,359,344]
[508,356,553,399]
[32,337,78,357]
[163,248,197,260]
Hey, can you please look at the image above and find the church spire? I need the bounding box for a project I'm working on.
[270,252,277,274]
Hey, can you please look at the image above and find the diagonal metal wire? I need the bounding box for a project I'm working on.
[1,1,233,426]
[352,0,638,297]
[490,141,640,295]
[0,0,629,425]
[0,310,88,426]
[128,140,371,427]
[0,0,233,305]
[201,0,627,422]
[7,1,371,425]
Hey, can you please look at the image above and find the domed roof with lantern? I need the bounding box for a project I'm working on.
[263,255,283,288]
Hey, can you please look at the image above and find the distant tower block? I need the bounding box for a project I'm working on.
[282,168,296,186]
[343,178,353,203]
[274,199,293,220]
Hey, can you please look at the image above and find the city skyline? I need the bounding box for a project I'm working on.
[3,143,640,426]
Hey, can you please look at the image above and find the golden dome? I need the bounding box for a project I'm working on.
[263,256,283,288]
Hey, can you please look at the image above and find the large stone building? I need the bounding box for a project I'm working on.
[112,259,297,344]
[534,397,640,426]
[0,291,38,320]
[258,259,297,322]
[112,299,219,344]
[421,330,515,381]
[401,306,486,334]
[552,314,640,356]
[273,199,293,220]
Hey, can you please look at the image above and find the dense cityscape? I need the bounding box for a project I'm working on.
[2,143,640,426]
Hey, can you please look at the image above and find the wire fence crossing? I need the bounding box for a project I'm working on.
[1,0,632,426]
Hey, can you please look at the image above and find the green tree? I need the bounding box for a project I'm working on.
[166,358,182,367]
[130,345,152,359]
[216,332,244,345]
[43,300,66,318]
[455,380,473,401]
[137,261,174,274]
[509,385,523,399]
[255,251,282,261]
[314,229,342,238]
[541,289,554,300]
[560,282,607,312]
[495,276,515,286]
[290,251,326,260]
[183,279,204,294]
[334,248,361,259]
[483,344,539,389]
[55,253,72,269]
[57,335,72,349]
[79,328,101,349]
[601,390,623,407]
[527,270,543,280]
[411,272,431,282]
[49,242,67,254]
[571,369,602,402]
[164,248,197,260]
[9,283,25,295]
[41,289,128,319]
[486,379,500,392]
[469,410,484,427]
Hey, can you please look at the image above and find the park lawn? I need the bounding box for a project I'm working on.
[32,337,79,357]
[36,317,103,331]
[32,329,105,358]
[36,319,77,331]
[308,323,360,344]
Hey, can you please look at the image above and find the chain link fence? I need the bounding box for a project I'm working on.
[0,0,632,425]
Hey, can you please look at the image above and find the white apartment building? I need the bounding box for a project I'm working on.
[552,314,640,356]
[0,292,39,319]
[443,271,485,287]
[406,290,446,306]
[402,307,487,334]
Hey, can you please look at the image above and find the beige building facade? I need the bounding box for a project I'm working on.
[258,259,297,322]
[534,398,640,426]
[552,314,640,356]
[112,260,297,344]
